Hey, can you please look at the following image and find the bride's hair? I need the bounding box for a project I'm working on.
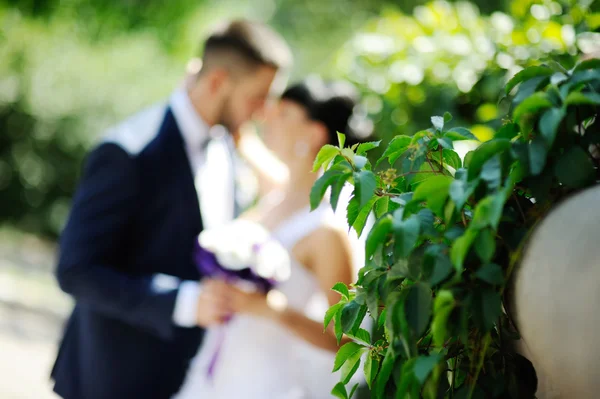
[281,77,374,147]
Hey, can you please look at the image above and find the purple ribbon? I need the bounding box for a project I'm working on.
[194,242,275,380]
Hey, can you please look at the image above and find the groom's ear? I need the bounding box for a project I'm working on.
[206,68,233,96]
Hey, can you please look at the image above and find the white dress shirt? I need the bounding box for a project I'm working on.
[153,88,235,327]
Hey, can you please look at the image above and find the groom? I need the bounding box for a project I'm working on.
[51,20,291,399]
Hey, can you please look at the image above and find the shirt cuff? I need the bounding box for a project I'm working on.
[172,280,201,328]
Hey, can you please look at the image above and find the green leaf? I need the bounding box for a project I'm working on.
[324,302,345,330]
[413,353,442,384]
[310,167,350,210]
[412,175,453,216]
[346,195,359,228]
[449,170,477,209]
[505,66,553,94]
[444,112,453,123]
[513,92,553,124]
[432,290,455,347]
[405,283,433,337]
[472,288,502,332]
[471,193,506,230]
[431,115,444,130]
[570,69,600,86]
[495,123,520,140]
[364,352,380,389]
[378,135,412,166]
[573,58,600,72]
[450,228,477,272]
[373,348,395,399]
[313,144,340,172]
[341,347,364,384]
[445,127,477,141]
[353,155,368,169]
[513,75,548,104]
[539,107,566,146]
[356,140,381,155]
[366,215,393,260]
[338,132,346,148]
[333,342,364,372]
[335,308,344,343]
[428,253,453,286]
[554,147,595,188]
[467,139,511,180]
[475,228,496,263]
[392,214,421,259]
[565,91,600,106]
[442,149,462,170]
[529,136,548,176]
[330,174,351,212]
[480,155,501,189]
[350,328,371,345]
[331,382,348,399]
[374,196,389,218]
[355,170,377,208]
[348,383,359,399]
[437,137,454,149]
[431,149,461,171]
[350,196,378,237]
[332,282,350,300]
[475,263,505,285]
[341,301,363,333]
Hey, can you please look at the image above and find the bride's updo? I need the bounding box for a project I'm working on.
[281,77,373,147]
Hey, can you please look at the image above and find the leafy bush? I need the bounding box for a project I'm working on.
[312,58,600,398]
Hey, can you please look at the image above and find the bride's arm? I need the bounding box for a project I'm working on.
[228,226,355,353]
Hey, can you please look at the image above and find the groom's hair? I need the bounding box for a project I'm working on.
[200,19,292,75]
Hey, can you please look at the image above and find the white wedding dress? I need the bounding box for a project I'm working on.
[173,203,360,399]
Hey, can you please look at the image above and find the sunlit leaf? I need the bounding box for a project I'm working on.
[364,352,380,389]
[432,290,455,347]
[378,135,412,166]
[445,127,477,141]
[565,91,600,106]
[505,66,553,94]
[313,144,340,172]
[356,140,381,155]
[333,342,364,372]
[331,382,348,399]
[431,115,444,130]
[340,347,364,384]
[324,302,345,330]
[413,175,453,216]
[337,132,346,148]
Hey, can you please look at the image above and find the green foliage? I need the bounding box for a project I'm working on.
[314,59,600,397]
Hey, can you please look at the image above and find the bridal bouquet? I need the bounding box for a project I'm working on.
[194,220,291,380]
[195,219,291,292]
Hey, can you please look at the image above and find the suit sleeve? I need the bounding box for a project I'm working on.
[56,143,180,340]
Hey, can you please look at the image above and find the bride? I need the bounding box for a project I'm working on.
[173,77,371,398]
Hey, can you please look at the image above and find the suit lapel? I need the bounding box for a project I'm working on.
[160,109,203,233]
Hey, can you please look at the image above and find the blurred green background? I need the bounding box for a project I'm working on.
[1,0,599,239]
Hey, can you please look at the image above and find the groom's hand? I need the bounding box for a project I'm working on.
[195,279,235,327]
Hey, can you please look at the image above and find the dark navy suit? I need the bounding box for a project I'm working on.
[51,102,232,398]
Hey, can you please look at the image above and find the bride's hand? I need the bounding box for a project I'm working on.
[227,284,286,319]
